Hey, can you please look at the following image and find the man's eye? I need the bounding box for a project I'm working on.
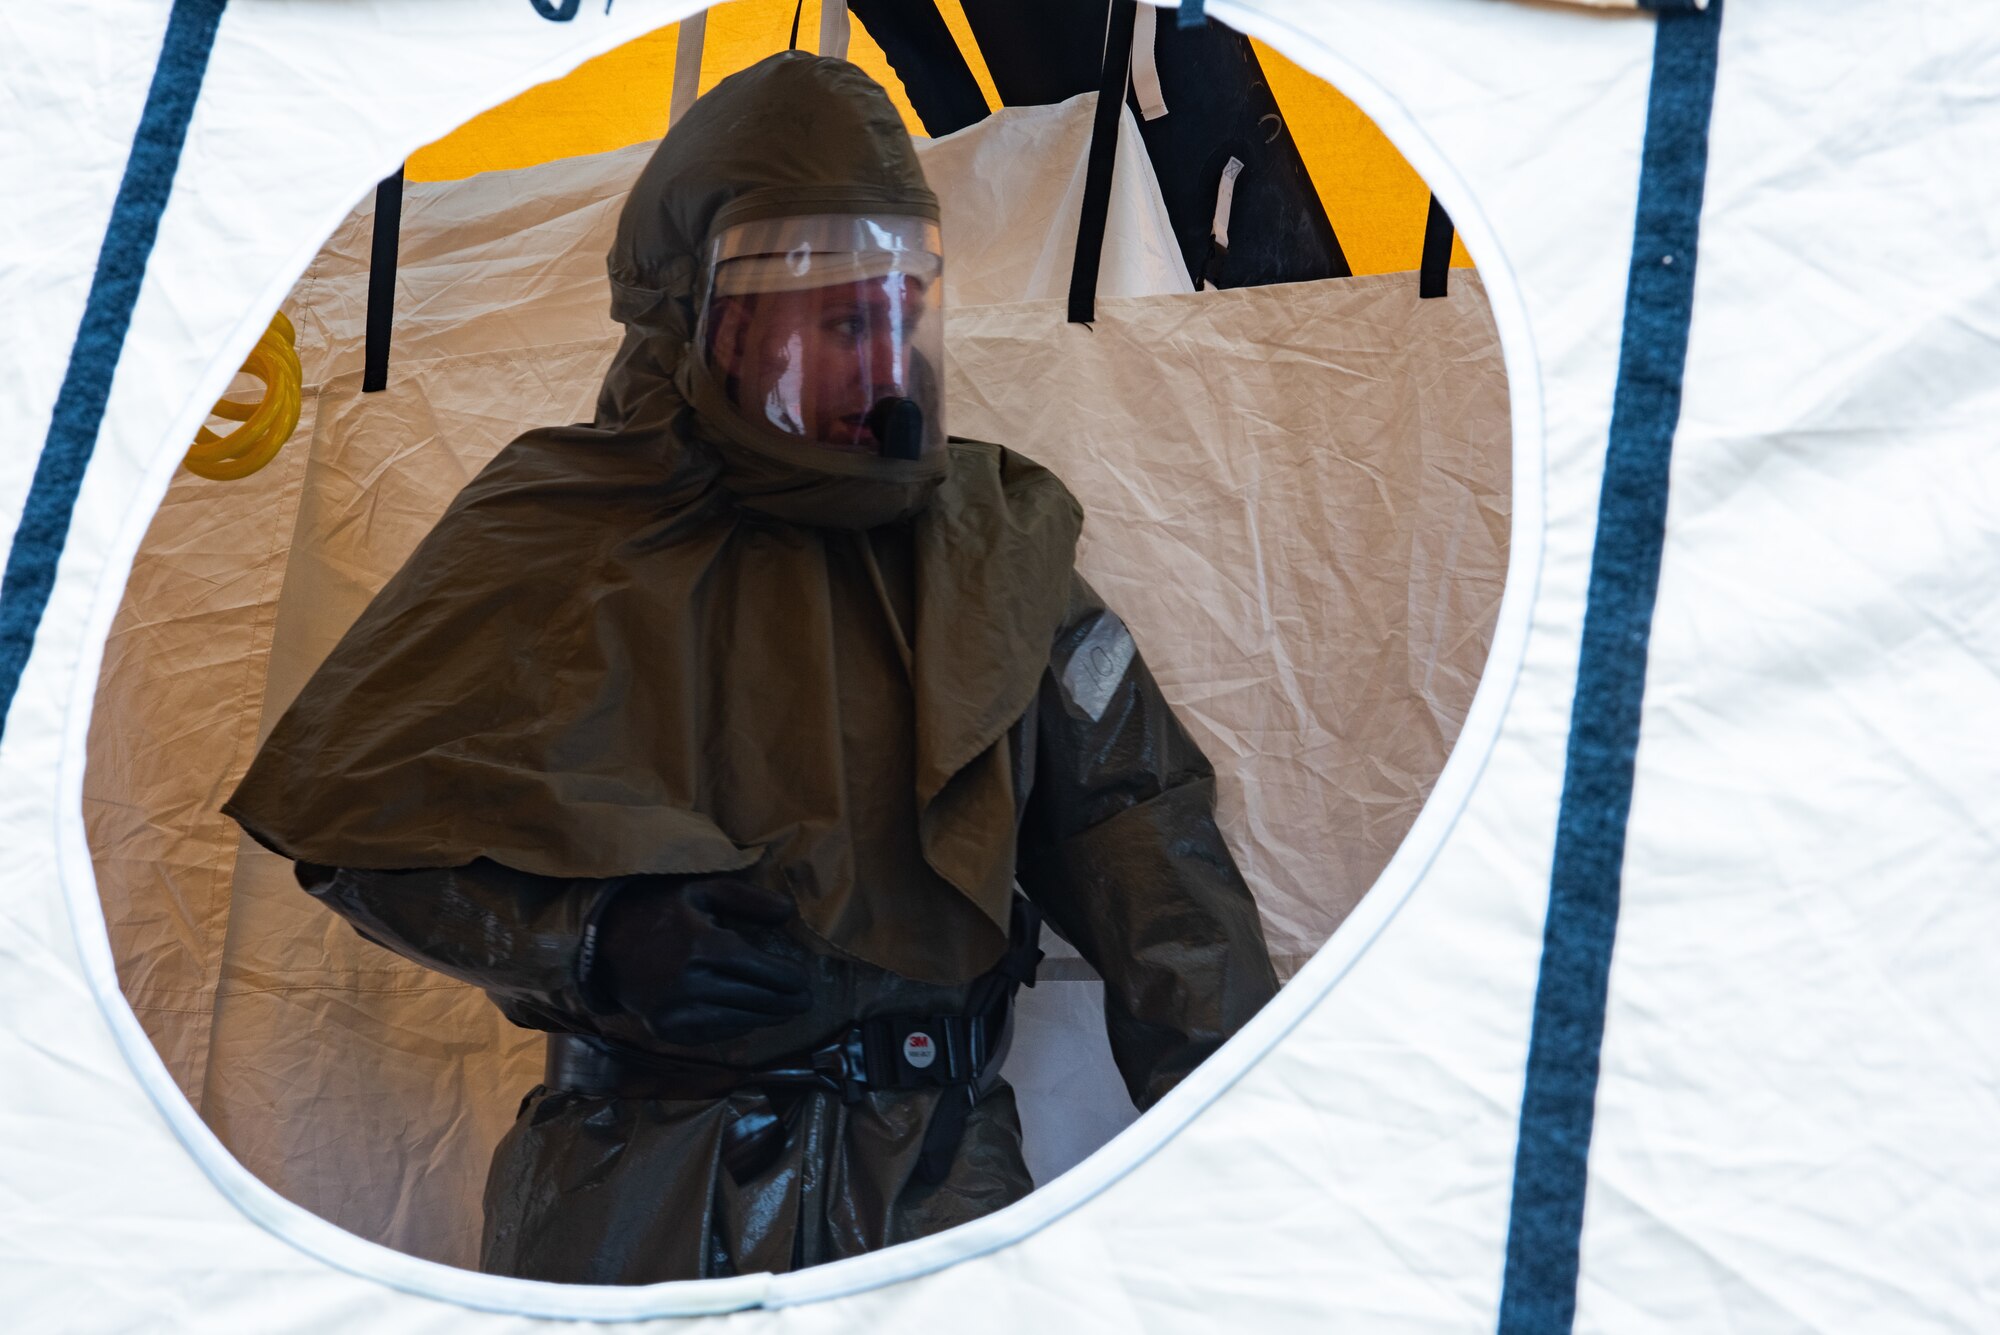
[829,317,866,338]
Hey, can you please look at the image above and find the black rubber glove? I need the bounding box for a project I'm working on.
[592,877,814,1046]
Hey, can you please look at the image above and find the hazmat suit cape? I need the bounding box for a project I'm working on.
[226,53,1277,1283]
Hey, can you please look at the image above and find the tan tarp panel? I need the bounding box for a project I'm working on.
[948,279,1508,955]
[86,104,1506,1268]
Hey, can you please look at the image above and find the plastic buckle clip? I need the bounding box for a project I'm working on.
[811,1030,870,1104]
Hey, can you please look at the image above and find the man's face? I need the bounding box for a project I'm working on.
[706,273,928,454]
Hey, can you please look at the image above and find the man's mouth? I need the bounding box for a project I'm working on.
[819,414,876,454]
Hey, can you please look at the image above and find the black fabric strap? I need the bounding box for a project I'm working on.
[1420,192,1454,299]
[915,896,1040,1182]
[361,167,403,394]
[916,1084,978,1183]
[1067,0,1139,326]
[848,0,990,136]
[789,0,803,51]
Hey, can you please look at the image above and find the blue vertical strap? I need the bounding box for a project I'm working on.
[0,0,229,740]
[1177,0,1205,29]
[1419,193,1454,299]
[1066,0,1138,326]
[361,167,404,394]
[1497,4,1723,1333]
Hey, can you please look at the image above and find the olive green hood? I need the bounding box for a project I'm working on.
[226,53,1082,983]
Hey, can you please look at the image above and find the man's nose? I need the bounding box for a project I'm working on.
[865,323,902,383]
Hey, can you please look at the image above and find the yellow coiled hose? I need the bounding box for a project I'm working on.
[184,309,303,481]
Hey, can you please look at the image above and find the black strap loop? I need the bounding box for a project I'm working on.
[1420,192,1454,299]
[362,167,403,393]
[1067,0,1139,325]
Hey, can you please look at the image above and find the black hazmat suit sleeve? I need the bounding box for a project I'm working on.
[1017,577,1280,1111]
[295,860,619,1030]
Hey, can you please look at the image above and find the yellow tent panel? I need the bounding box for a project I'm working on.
[408,2,1471,278]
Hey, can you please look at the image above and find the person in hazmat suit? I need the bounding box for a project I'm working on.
[224,52,1277,1284]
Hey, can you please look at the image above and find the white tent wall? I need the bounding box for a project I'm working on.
[3,0,1589,1326]
[14,0,1996,1331]
[5,0,1603,1326]
[1575,8,2000,1332]
[82,103,1508,1264]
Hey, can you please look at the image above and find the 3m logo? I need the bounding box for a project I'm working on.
[902,1032,937,1069]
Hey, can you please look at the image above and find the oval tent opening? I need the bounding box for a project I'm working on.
[82,4,1510,1281]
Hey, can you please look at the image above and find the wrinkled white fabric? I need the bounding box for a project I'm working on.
[923,93,1193,306]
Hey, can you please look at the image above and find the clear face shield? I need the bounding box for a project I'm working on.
[696,214,945,460]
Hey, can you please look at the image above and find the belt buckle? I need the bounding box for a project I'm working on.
[811,1030,869,1104]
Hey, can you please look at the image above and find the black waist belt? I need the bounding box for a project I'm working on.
[542,1011,998,1104]
[541,897,1044,1185]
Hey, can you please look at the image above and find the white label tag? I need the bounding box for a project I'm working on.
[1061,612,1137,723]
[902,1032,937,1069]
[1211,156,1245,250]
[818,0,851,61]
[1132,5,1169,121]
